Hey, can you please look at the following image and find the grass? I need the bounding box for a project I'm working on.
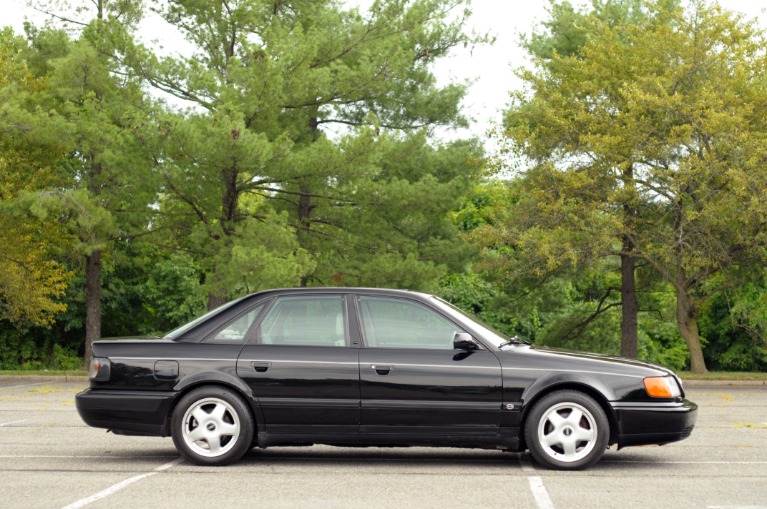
[732,422,767,429]
[0,370,87,376]
[27,385,69,394]
[678,371,767,381]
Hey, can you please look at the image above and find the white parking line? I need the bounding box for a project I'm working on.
[603,460,767,465]
[521,457,556,509]
[528,476,556,509]
[708,506,767,509]
[59,458,182,509]
[0,454,178,459]
[0,420,27,427]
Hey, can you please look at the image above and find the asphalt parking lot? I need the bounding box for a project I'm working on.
[0,380,765,509]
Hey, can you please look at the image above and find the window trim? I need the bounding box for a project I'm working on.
[353,294,470,351]
[252,293,352,348]
[202,301,269,344]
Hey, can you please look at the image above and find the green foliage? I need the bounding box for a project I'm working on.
[0,327,81,370]
[0,0,488,367]
[437,271,525,336]
[96,243,204,337]
[3,0,767,374]
[698,273,767,371]
[0,329,39,370]
[496,0,767,372]
[130,0,486,303]
[440,262,692,371]
[0,27,72,327]
[141,252,207,334]
[639,310,689,371]
[49,344,83,370]
[525,0,679,60]
[452,174,694,370]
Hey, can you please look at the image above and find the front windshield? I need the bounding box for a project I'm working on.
[429,296,511,348]
[163,297,244,340]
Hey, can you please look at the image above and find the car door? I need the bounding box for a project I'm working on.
[236,293,360,434]
[356,294,503,436]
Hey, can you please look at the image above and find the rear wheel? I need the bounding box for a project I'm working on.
[524,390,609,470]
[171,386,253,466]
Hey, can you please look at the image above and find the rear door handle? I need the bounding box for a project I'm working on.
[251,361,271,373]
[371,365,392,375]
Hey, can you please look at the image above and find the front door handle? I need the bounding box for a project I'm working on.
[371,364,392,375]
[252,361,271,373]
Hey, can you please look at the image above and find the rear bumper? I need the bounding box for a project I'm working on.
[611,398,698,448]
[76,388,176,437]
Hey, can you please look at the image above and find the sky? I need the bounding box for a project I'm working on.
[4,0,767,150]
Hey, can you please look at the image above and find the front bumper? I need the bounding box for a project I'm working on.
[76,388,177,437]
[611,398,698,448]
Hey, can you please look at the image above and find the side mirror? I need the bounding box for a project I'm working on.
[453,332,478,350]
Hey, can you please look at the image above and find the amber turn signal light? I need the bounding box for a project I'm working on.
[644,376,680,398]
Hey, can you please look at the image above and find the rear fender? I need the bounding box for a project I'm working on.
[172,371,265,430]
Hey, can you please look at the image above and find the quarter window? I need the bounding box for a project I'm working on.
[259,295,347,347]
[210,304,264,342]
[358,296,459,349]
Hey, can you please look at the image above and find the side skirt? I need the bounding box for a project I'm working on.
[256,427,521,451]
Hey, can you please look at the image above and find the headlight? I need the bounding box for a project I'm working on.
[88,356,111,381]
[643,376,681,398]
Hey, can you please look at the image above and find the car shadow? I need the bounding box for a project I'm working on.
[82,444,675,471]
[237,446,670,471]
[240,446,522,468]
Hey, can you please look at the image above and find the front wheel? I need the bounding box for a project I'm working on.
[171,387,254,466]
[524,390,609,470]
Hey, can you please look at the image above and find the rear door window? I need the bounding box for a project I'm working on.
[259,295,347,347]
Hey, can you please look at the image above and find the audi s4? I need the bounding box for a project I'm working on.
[76,287,697,469]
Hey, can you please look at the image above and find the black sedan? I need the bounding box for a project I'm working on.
[76,287,697,470]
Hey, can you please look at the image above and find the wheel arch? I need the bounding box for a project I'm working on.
[166,373,262,436]
[519,377,619,449]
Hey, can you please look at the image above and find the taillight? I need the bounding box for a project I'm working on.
[88,357,111,381]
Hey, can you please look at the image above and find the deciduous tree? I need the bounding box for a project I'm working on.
[499,0,767,372]
[21,0,158,366]
[0,28,71,327]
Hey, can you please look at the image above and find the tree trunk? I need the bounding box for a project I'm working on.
[620,165,639,358]
[620,249,638,358]
[295,115,320,289]
[83,250,101,369]
[297,184,313,288]
[206,264,227,310]
[676,287,708,373]
[207,292,227,311]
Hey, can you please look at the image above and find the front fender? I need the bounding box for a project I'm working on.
[521,371,619,405]
[514,371,637,446]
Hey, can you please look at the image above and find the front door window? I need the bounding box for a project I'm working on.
[357,296,459,349]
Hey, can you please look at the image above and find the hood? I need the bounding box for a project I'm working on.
[500,343,673,378]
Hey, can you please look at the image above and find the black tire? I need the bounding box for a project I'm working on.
[171,386,254,466]
[524,390,609,470]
